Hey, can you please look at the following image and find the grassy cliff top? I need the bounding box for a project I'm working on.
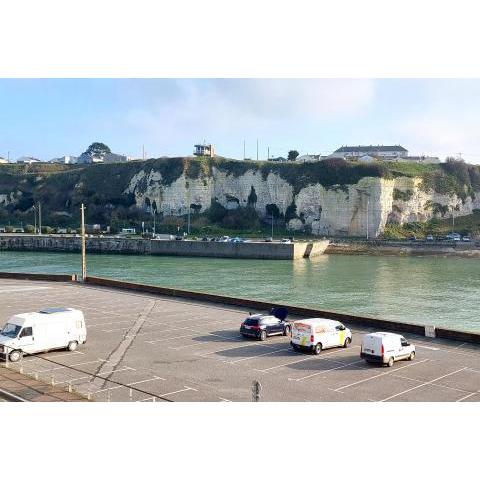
[1,156,479,198]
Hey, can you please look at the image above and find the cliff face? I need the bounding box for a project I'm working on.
[1,158,479,236]
[124,164,480,237]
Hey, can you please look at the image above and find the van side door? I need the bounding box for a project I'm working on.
[17,326,35,353]
[399,337,411,359]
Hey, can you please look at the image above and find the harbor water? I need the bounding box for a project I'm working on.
[0,251,479,332]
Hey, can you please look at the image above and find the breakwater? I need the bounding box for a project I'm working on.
[0,234,329,260]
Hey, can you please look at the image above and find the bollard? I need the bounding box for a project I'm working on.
[19,366,23,374]
[87,393,91,401]
[129,388,133,401]
[34,373,38,381]
[107,390,111,402]
[51,376,55,386]
[251,380,262,402]
[68,381,72,394]
[153,397,156,402]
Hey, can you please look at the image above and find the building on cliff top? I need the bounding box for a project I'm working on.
[332,145,408,159]
[193,143,215,157]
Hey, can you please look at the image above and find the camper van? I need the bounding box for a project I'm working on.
[0,308,86,362]
[291,318,352,354]
[360,332,415,367]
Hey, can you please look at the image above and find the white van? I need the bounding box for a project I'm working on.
[360,332,415,367]
[0,308,86,362]
[291,318,352,355]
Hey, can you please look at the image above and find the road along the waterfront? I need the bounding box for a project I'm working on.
[0,278,479,402]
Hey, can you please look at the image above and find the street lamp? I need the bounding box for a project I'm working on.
[357,189,372,240]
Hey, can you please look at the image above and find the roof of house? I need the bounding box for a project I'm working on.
[334,145,408,153]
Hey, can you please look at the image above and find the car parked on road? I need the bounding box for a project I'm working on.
[290,318,352,354]
[240,307,290,341]
[462,235,471,242]
[360,332,415,367]
[281,238,292,244]
[426,234,434,241]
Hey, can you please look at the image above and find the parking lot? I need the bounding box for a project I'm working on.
[1,278,480,402]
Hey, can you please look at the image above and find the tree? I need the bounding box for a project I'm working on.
[288,150,299,161]
[83,142,111,158]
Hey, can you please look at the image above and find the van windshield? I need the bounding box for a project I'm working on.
[0,323,21,338]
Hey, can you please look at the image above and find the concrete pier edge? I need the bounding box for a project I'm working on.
[0,271,479,345]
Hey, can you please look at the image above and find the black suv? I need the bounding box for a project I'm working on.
[240,307,289,341]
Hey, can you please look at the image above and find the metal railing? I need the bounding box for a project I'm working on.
[2,348,173,402]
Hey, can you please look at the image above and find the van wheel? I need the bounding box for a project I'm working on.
[67,341,78,352]
[9,350,22,362]
[259,331,267,341]
[283,325,291,336]
[314,343,322,355]
[343,337,351,348]
[387,357,394,367]
[409,351,415,361]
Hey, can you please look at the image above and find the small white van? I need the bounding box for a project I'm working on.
[0,308,86,362]
[360,332,415,367]
[291,318,352,355]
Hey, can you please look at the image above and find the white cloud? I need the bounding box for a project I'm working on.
[124,79,377,153]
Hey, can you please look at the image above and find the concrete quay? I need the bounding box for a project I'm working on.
[0,276,479,402]
[0,234,329,260]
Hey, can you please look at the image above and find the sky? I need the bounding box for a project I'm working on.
[1,78,480,163]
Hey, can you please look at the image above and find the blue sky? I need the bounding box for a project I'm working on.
[2,78,480,163]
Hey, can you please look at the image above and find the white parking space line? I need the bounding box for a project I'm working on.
[160,386,198,397]
[379,367,468,402]
[226,347,291,364]
[93,376,165,394]
[219,397,232,402]
[288,359,365,382]
[392,374,471,394]
[334,359,430,392]
[415,344,440,351]
[22,351,85,363]
[195,342,283,357]
[146,333,198,344]
[457,391,479,402]
[54,366,135,385]
[0,286,52,293]
[120,319,232,337]
[255,346,361,373]
[33,359,110,373]
[88,320,132,328]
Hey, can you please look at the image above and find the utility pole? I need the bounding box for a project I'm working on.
[33,205,37,234]
[267,146,270,161]
[271,215,274,240]
[256,139,259,161]
[452,206,455,233]
[243,139,246,160]
[366,197,369,241]
[38,202,42,235]
[142,145,145,161]
[80,204,87,281]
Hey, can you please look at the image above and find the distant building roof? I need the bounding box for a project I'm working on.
[334,145,408,153]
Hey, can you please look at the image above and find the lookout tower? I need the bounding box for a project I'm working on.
[193,143,215,157]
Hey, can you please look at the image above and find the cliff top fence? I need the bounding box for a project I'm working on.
[84,275,480,345]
